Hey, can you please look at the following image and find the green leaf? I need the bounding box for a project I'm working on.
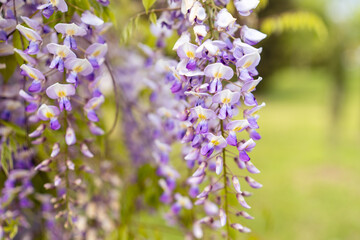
[1,144,9,176]
[0,55,17,83]
[142,0,157,13]
[0,119,26,136]
[149,12,157,25]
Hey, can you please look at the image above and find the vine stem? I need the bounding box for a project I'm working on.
[221,120,231,239]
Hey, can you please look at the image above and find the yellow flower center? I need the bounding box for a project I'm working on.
[186,51,195,59]
[58,50,66,58]
[57,91,66,97]
[234,126,242,132]
[211,139,220,146]
[45,111,54,118]
[73,65,83,73]
[66,29,75,36]
[243,61,252,69]
[25,33,35,41]
[198,113,206,120]
[222,98,230,104]
[92,50,101,57]
[214,72,222,78]
[29,73,37,79]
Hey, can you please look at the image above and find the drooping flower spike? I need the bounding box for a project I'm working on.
[20,64,45,93]
[16,25,42,54]
[38,0,68,18]
[47,43,76,72]
[54,23,87,49]
[37,104,61,130]
[46,83,76,111]
[64,58,93,84]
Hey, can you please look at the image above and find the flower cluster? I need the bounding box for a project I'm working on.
[0,0,113,236]
[144,0,267,237]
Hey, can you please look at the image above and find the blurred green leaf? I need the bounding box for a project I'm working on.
[1,144,9,176]
[261,11,328,40]
[142,0,157,13]
[0,119,26,136]
[149,12,157,25]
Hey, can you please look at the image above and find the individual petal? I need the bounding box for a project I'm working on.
[238,138,256,152]
[20,64,45,80]
[245,176,262,188]
[80,143,94,158]
[204,200,219,216]
[204,62,234,80]
[234,0,260,16]
[215,156,223,175]
[215,9,236,30]
[241,25,267,45]
[245,161,260,174]
[219,208,227,227]
[232,176,242,193]
[64,58,93,76]
[29,124,46,138]
[47,43,76,59]
[65,127,76,145]
[85,43,108,60]
[236,51,261,70]
[16,24,42,42]
[81,11,104,26]
[50,143,60,158]
[236,211,254,220]
[54,23,87,36]
[236,193,251,209]
[193,162,207,177]
[46,83,76,99]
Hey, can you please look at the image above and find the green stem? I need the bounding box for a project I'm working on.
[221,120,231,239]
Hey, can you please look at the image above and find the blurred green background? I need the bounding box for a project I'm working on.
[108,0,360,239]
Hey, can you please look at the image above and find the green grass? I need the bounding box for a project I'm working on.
[244,67,360,240]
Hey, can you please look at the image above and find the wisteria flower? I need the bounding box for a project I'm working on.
[16,25,42,54]
[177,42,198,71]
[14,49,37,66]
[238,138,256,161]
[204,62,234,93]
[64,58,93,84]
[189,1,206,25]
[46,83,76,111]
[171,193,192,214]
[85,43,108,68]
[212,89,240,119]
[20,64,45,93]
[54,23,87,49]
[38,0,68,18]
[225,120,249,145]
[234,0,260,16]
[240,25,267,45]
[236,51,261,81]
[37,104,61,130]
[47,43,76,72]
[190,106,216,134]
[84,95,104,122]
[241,77,262,106]
[215,9,236,31]
[200,133,227,157]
